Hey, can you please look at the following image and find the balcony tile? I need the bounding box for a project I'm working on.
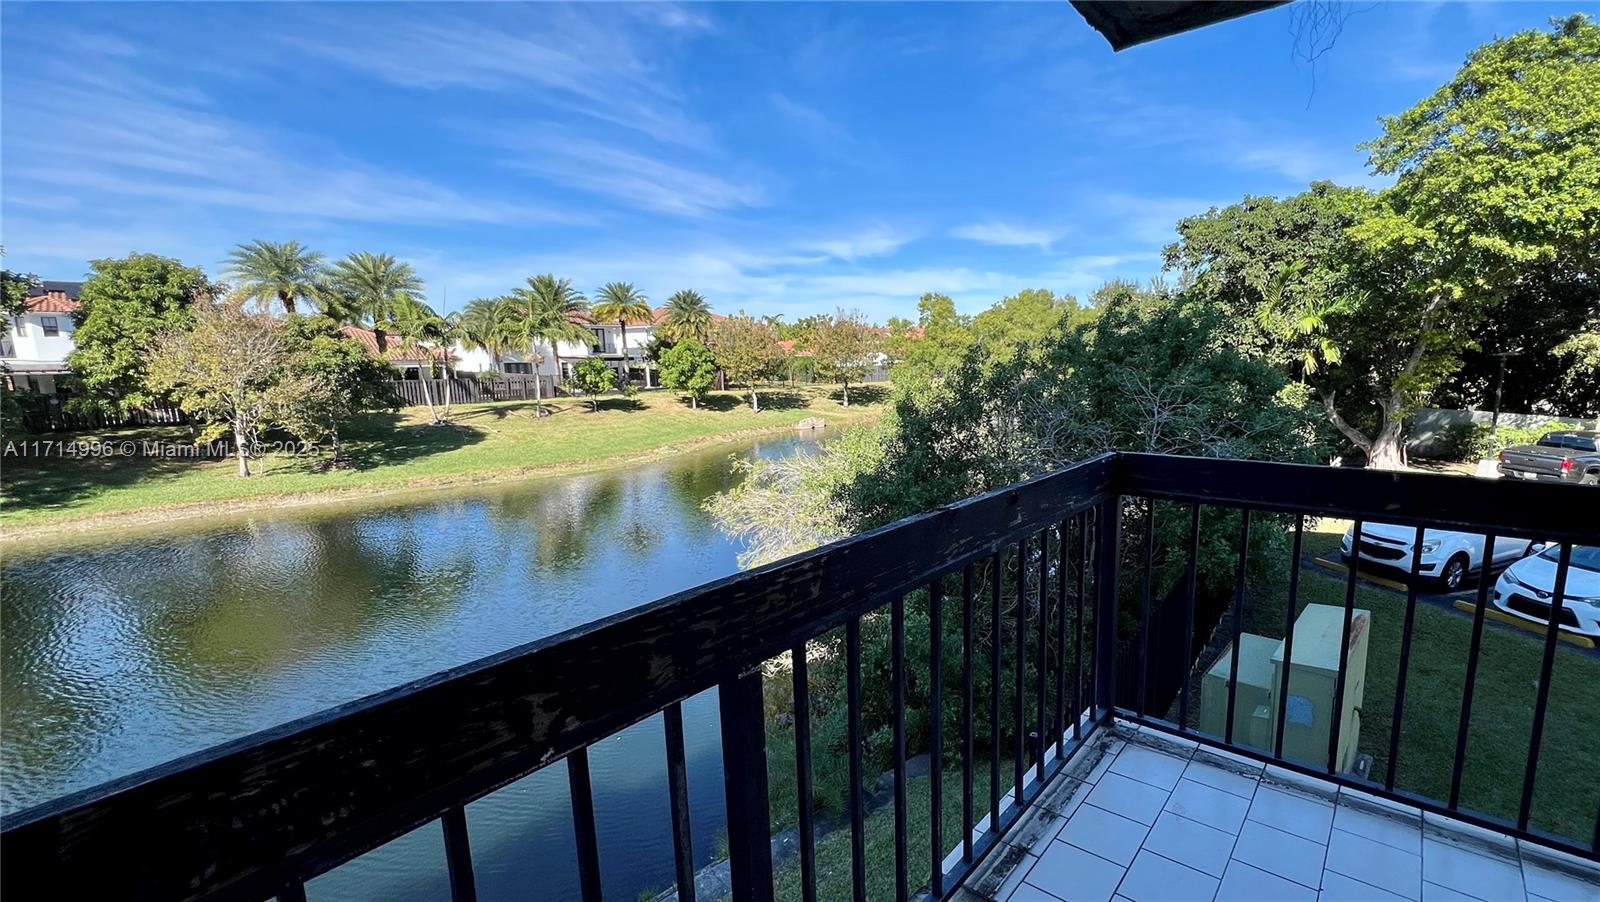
[1319,870,1412,902]
[1023,840,1125,902]
[1117,849,1220,902]
[1060,805,1151,867]
[1231,819,1327,889]
[1325,828,1422,900]
[1165,778,1251,834]
[1422,836,1526,902]
[1142,811,1237,877]
[1248,784,1335,843]
[1519,854,1600,902]
[1009,883,1068,902]
[1110,743,1190,791]
[1085,773,1170,826]
[1421,881,1496,902]
[1216,860,1317,902]
[1332,799,1422,856]
[1182,755,1261,800]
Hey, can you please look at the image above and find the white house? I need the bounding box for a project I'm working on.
[452,307,673,386]
[3,281,81,395]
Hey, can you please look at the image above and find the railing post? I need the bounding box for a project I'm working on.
[720,669,775,902]
[1093,495,1121,720]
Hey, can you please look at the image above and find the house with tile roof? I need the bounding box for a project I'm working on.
[453,306,694,388]
[3,281,83,394]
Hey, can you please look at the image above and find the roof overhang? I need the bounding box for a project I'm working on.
[1070,0,1289,51]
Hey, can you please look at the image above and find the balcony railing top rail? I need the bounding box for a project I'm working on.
[2,453,1594,902]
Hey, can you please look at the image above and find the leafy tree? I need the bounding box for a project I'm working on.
[1347,15,1600,465]
[591,281,651,381]
[661,289,713,343]
[2,263,40,316]
[882,315,918,364]
[971,288,1086,361]
[145,298,289,477]
[224,240,326,315]
[381,293,446,424]
[67,253,215,416]
[277,315,399,464]
[810,309,879,406]
[327,252,424,353]
[1554,315,1600,417]
[509,275,590,391]
[710,312,783,411]
[459,296,516,371]
[892,292,973,389]
[570,356,617,411]
[659,338,718,409]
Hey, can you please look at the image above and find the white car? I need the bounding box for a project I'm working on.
[1492,544,1600,639]
[1340,522,1532,591]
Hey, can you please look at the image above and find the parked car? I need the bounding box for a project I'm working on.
[1497,430,1600,485]
[1492,544,1600,639]
[1341,522,1532,591]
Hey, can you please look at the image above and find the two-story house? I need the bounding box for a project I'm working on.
[453,307,674,387]
[3,281,82,395]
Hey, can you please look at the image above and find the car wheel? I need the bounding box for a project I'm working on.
[1582,470,1599,486]
[1438,553,1469,592]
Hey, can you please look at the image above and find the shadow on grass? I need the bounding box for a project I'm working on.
[829,384,889,406]
[753,390,808,411]
[698,394,745,412]
[341,414,485,471]
[592,396,646,413]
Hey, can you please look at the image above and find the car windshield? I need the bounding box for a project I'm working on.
[1536,435,1565,448]
[1538,544,1600,573]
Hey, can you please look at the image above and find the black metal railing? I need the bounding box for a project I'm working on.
[2,453,1595,902]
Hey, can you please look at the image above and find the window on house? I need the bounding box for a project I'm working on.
[503,362,532,374]
[40,317,60,337]
[590,327,607,351]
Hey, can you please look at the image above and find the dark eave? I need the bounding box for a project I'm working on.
[1070,0,1289,51]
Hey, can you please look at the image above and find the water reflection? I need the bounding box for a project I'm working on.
[2,432,818,900]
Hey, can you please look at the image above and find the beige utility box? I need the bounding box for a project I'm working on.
[1200,603,1371,774]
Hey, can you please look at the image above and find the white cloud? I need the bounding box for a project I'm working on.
[797,225,915,261]
[950,222,1066,251]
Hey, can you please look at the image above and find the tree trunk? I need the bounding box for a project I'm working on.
[618,321,629,386]
[750,387,760,412]
[532,362,545,418]
[841,379,850,407]
[690,395,698,410]
[373,327,389,354]
[552,347,563,393]
[279,290,295,316]
[442,362,454,421]
[234,424,251,477]
[418,367,438,424]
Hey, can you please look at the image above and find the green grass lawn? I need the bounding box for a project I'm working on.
[1213,553,1600,845]
[1,384,888,533]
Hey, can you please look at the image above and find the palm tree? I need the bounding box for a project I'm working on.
[329,252,424,353]
[460,297,515,370]
[225,240,326,315]
[382,293,446,423]
[661,289,713,343]
[510,275,588,388]
[435,311,469,420]
[591,282,651,386]
[503,277,592,416]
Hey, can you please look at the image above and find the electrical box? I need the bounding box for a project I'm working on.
[1273,603,1370,774]
[1198,603,1371,773]
[1200,633,1279,751]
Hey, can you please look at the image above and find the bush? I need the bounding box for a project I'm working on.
[1434,422,1555,461]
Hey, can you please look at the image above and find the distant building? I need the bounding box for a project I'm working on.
[453,307,684,387]
[3,281,82,395]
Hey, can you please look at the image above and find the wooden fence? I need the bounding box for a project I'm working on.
[389,375,558,408]
[21,400,188,434]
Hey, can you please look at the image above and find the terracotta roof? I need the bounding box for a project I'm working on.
[24,290,80,314]
[571,306,672,327]
[338,325,448,361]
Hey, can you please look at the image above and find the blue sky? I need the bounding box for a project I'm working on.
[0,1,1583,321]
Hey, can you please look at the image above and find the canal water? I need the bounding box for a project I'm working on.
[1,432,821,901]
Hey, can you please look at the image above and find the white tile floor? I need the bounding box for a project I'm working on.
[991,728,1600,902]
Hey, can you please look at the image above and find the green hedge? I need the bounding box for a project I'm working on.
[1430,422,1553,461]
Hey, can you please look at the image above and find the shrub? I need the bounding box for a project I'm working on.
[1434,422,1556,461]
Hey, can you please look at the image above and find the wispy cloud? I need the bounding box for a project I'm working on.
[770,93,851,147]
[797,225,914,261]
[288,5,715,150]
[950,222,1066,251]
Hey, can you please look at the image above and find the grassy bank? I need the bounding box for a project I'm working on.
[1,384,887,536]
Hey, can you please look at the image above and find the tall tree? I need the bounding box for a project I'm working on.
[810,309,879,406]
[224,240,326,316]
[381,294,445,424]
[509,275,589,388]
[328,252,424,353]
[591,282,651,383]
[710,312,783,411]
[67,253,215,416]
[459,296,516,371]
[570,356,618,412]
[661,289,713,343]
[971,289,1085,361]
[146,297,289,477]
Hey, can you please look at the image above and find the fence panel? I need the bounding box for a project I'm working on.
[388,376,555,408]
